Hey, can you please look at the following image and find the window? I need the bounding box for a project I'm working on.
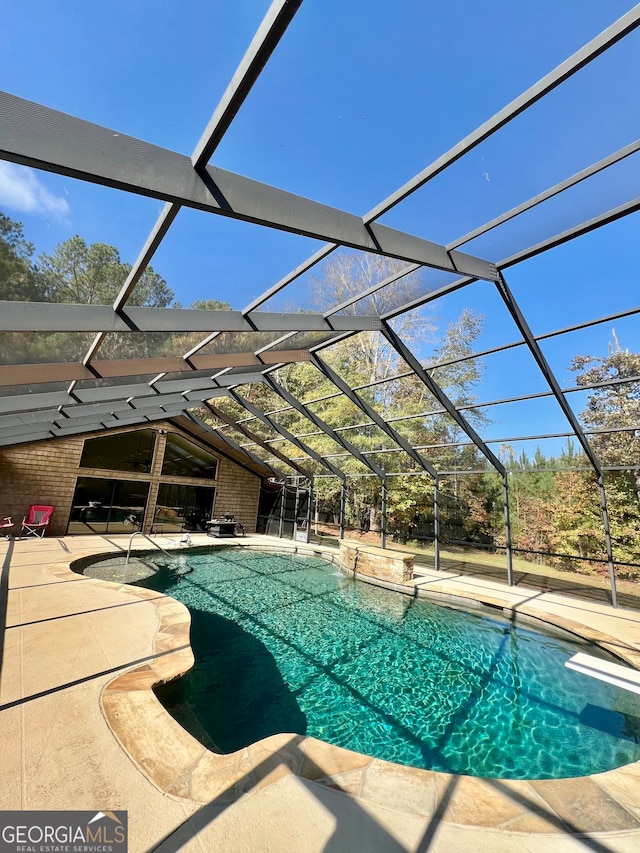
[161,432,218,479]
[80,429,156,473]
[154,483,215,532]
[68,477,150,534]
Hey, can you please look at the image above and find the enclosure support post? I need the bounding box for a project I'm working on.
[597,475,618,608]
[433,474,441,572]
[381,474,387,550]
[314,488,319,534]
[293,477,300,538]
[278,481,286,539]
[306,477,313,539]
[503,474,513,586]
[339,479,346,541]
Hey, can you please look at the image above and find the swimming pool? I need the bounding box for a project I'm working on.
[109,546,640,779]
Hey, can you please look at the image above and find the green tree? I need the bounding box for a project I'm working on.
[559,437,581,467]
[0,223,175,366]
[0,212,47,301]
[168,299,236,356]
[548,470,604,570]
[571,337,640,572]
[38,236,174,307]
[189,299,233,311]
[572,335,640,497]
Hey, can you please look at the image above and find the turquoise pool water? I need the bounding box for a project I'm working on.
[137,547,640,779]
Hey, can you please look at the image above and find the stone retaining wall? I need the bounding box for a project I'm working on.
[339,539,414,583]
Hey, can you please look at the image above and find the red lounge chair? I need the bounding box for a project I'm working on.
[21,505,54,538]
[1,516,14,539]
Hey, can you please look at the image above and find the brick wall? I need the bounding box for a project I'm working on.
[213,458,261,532]
[0,423,262,537]
[0,436,84,536]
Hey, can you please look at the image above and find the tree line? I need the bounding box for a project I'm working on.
[0,212,230,365]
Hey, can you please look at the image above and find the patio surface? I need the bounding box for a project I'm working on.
[1,533,640,852]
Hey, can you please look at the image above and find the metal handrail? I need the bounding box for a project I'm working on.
[125,530,174,565]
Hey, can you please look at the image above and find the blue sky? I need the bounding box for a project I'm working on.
[1,0,639,459]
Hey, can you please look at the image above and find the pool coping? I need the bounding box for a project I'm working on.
[50,539,640,836]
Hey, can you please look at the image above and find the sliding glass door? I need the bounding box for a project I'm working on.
[68,477,150,534]
[153,483,215,533]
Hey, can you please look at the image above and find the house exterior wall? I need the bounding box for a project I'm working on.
[0,422,262,537]
[0,436,84,536]
[213,456,261,530]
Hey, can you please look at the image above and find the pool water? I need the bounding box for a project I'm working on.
[137,547,640,779]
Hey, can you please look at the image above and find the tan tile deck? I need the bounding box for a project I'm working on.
[1,533,640,852]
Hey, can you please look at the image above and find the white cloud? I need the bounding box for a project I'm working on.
[0,161,69,219]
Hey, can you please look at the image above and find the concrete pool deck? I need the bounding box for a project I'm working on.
[1,533,640,852]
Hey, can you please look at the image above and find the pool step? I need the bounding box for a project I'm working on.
[565,652,640,695]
